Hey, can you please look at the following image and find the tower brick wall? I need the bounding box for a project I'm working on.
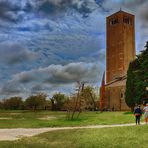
[105,10,136,111]
[106,11,135,83]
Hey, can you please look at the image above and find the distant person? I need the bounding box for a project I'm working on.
[134,105,142,125]
[143,103,148,124]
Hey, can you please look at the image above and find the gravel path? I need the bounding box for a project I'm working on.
[0,123,145,141]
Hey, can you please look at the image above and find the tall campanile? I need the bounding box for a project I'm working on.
[103,10,136,111]
[106,10,135,83]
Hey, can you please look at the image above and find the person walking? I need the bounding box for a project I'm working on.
[143,103,148,124]
[134,105,142,125]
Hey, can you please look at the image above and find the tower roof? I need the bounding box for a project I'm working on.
[107,10,134,18]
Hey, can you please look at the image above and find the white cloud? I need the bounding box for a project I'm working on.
[13,62,99,84]
[0,62,100,98]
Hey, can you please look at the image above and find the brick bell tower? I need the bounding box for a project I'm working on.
[104,10,136,111]
[106,10,135,83]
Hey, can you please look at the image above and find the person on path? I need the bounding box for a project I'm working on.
[134,105,142,125]
[143,103,148,124]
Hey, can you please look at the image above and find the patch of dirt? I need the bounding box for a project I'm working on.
[0,117,12,120]
[0,123,145,141]
[9,113,21,115]
[38,116,57,120]
[0,113,21,116]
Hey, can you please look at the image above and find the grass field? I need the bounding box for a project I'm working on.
[0,125,147,148]
[0,110,145,128]
[0,110,147,147]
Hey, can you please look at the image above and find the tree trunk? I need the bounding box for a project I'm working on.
[51,99,55,111]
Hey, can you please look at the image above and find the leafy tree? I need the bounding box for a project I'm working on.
[2,97,23,110]
[25,93,47,111]
[44,100,52,110]
[67,83,98,120]
[0,101,3,109]
[125,61,137,111]
[135,42,148,103]
[125,41,148,110]
[68,82,84,120]
[51,93,67,111]
[80,86,98,111]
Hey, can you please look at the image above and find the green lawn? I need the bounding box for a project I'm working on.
[0,110,144,128]
[0,126,147,148]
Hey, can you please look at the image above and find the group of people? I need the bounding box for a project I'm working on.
[134,103,148,125]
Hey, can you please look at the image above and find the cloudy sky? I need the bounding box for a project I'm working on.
[0,0,147,99]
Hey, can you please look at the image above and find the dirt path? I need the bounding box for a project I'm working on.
[0,123,145,141]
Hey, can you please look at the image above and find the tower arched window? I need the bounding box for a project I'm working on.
[120,90,125,100]
[110,17,118,25]
[123,17,131,25]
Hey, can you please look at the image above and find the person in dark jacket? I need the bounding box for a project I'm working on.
[134,105,142,125]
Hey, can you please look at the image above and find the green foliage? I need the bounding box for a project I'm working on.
[2,97,23,110]
[51,93,67,111]
[66,84,99,120]
[79,86,98,111]
[25,93,47,111]
[125,41,148,109]
[125,61,137,109]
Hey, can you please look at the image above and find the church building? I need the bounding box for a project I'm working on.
[100,10,136,111]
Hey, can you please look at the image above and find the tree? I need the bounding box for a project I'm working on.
[0,101,3,109]
[44,100,52,110]
[135,42,148,103]
[51,93,67,111]
[125,61,138,111]
[25,93,47,111]
[125,41,148,110]
[66,83,98,120]
[2,97,23,110]
[67,82,84,120]
[80,86,98,111]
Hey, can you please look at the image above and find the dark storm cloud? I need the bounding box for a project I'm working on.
[122,0,147,8]
[0,81,24,95]
[136,1,148,50]
[138,2,148,23]
[0,62,99,96]
[13,62,99,84]
[31,84,45,92]
[0,0,99,23]
[122,0,148,50]
[37,0,70,14]
[0,0,23,22]
[0,42,38,64]
[37,0,98,16]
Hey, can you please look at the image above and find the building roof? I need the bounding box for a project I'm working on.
[106,79,126,87]
[105,75,127,87]
[107,10,134,18]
